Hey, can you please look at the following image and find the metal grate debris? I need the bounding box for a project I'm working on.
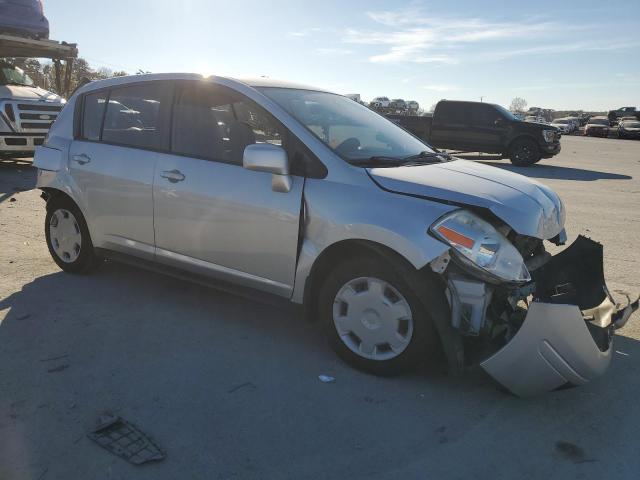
[88,414,165,465]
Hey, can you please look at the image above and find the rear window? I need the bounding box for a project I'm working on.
[81,91,107,141]
[435,103,468,124]
[101,83,170,150]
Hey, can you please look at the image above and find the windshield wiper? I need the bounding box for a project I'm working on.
[3,82,34,87]
[399,151,451,165]
[347,156,404,167]
[348,151,451,168]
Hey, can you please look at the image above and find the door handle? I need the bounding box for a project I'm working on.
[72,153,91,165]
[160,169,185,183]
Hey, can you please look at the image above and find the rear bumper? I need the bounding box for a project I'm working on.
[480,236,638,396]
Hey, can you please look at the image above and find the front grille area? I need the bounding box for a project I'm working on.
[17,103,63,112]
[1,100,63,133]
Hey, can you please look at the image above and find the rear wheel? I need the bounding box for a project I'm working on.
[45,197,101,273]
[509,138,541,166]
[319,256,438,376]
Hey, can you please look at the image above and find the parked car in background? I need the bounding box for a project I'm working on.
[551,118,575,134]
[390,99,407,111]
[370,96,390,108]
[525,115,547,124]
[0,0,49,39]
[33,73,637,396]
[608,106,640,124]
[406,100,419,112]
[618,119,640,139]
[388,100,561,166]
[584,116,610,137]
[0,60,65,157]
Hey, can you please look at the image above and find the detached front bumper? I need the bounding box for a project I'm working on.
[479,236,638,396]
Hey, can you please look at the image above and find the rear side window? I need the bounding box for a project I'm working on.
[82,91,107,141]
[436,103,468,125]
[101,83,170,150]
[171,83,284,165]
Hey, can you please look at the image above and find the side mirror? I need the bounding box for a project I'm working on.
[243,143,292,193]
[494,117,505,127]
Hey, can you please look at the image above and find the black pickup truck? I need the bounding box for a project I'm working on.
[387,100,561,166]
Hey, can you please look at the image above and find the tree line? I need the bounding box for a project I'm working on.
[6,57,129,95]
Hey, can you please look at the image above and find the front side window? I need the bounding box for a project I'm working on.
[171,83,284,164]
[259,87,433,164]
[101,83,170,150]
[81,91,107,141]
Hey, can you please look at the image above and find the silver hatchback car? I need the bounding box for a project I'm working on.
[34,74,637,396]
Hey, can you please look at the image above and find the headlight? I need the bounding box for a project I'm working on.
[542,129,555,142]
[430,210,531,284]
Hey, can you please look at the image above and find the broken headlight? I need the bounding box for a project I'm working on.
[430,210,531,284]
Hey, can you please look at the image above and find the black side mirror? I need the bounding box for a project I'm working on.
[494,118,505,127]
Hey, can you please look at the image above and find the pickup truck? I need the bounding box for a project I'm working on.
[608,107,640,124]
[0,60,65,157]
[387,100,562,166]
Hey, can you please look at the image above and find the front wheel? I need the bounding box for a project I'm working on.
[319,256,438,376]
[45,197,101,273]
[508,138,541,166]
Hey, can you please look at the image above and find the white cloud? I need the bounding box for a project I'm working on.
[423,84,460,92]
[341,7,623,65]
[315,48,354,56]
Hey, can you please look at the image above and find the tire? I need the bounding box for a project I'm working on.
[508,138,541,166]
[45,196,101,273]
[318,255,439,376]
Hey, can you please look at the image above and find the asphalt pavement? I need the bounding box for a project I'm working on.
[1,135,639,480]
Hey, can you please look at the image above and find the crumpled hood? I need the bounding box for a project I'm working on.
[0,85,64,103]
[368,159,565,239]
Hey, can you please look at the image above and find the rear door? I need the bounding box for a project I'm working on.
[68,81,172,260]
[152,81,304,297]
[430,102,470,151]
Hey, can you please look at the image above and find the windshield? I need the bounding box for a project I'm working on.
[494,104,517,121]
[553,119,569,124]
[0,64,34,87]
[258,87,434,163]
[589,118,609,125]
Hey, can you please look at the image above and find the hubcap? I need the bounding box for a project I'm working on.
[49,209,82,263]
[333,277,413,361]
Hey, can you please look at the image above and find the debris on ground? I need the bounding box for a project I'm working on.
[47,364,69,373]
[555,440,594,464]
[88,414,165,465]
[318,375,335,383]
[9,197,16,202]
[39,354,68,362]
[227,381,256,394]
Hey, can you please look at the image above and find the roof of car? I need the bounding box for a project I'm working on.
[75,73,332,96]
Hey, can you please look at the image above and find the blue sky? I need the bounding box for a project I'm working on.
[46,0,639,111]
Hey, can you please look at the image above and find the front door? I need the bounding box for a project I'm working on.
[152,81,304,297]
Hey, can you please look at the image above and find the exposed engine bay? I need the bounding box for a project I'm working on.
[434,233,638,396]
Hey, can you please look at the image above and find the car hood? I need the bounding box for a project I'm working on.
[368,159,565,239]
[0,85,64,103]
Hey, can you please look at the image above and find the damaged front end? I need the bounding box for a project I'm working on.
[434,229,638,397]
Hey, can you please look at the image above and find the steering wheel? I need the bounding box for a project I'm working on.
[335,137,360,155]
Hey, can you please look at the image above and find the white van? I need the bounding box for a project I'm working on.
[0,60,65,157]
